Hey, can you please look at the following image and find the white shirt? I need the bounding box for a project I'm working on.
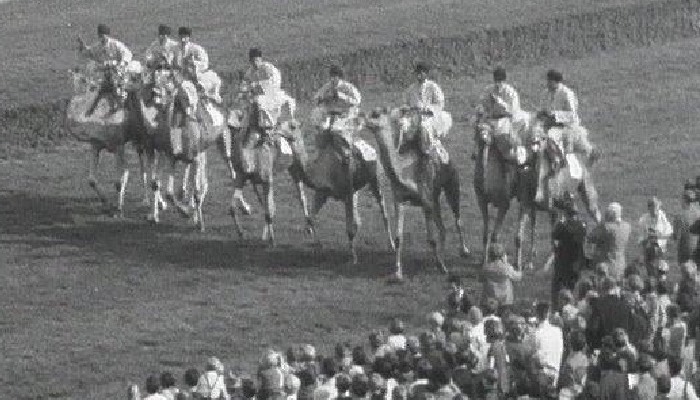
[196,370,231,400]
[533,320,564,380]
[143,394,168,400]
[638,210,674,251]
[144,37,178,67]
[174,41,209,74]
[387,334,407,351]
[669,376,699,400]
[403,79,445,112]
[477,82,521,118]
[82,37,133,65]
[312,376,338,400]
[543,83,580,126]
[313,79,362,109]
[243,61,282,93]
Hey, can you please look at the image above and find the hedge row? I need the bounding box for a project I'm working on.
[2,0,700,150]
[258,0,700,101]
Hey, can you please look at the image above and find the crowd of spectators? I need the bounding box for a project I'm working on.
[126,181,700,400]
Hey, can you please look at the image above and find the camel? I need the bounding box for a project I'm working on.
[515,112,601,268]
[292,112,395,264]
[364,108,469,279]
[131,73,237,232]
[473,121,522,265]
[226,91,312,246]
[65,62,149,218]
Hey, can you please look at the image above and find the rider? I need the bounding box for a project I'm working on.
[401,62,450,162]
[79,24,133,117]
[311,64,362,153]
[173,26,222,106]
[240,48,282,133]
[474,67,525,163]
[143,24,178,104]
[541,69,598,175]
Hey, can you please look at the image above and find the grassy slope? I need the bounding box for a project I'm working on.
[1,36,698,398]
[0,0,659,107]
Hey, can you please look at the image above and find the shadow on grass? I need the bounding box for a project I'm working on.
[0,191,483,280]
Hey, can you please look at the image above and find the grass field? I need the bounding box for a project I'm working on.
[2,20,700,396]
[0,0,662,107]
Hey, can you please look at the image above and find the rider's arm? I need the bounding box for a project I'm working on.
[312,82,330,104]
[508,85,521,115]
[429,82,445,110]
[338,82,361,106]
[264,63,282,89]
[191,45,209,72]
[114,41,133,65]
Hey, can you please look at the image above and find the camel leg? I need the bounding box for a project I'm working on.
[167,159,193,218]
[479,197,491,266]
[114,145,129,219]
[394,202,406,279]
[307,192,328,246]
[138,146,151,206]
[230,185,252,217]
[525,207,538,270]
[445,169,469,257]
[424,207,447,274]
[294,180,311,230]
[261,182,276,247]
[192,152,208,232]
[345,192,360,265]
[579,176,602,223]
[87,144,113,213]
[491,204,509,248]
[515,203,528,269]
[369,173,395,251]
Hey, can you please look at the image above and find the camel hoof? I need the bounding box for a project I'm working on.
[389,242,397,252]
[438,263,449,275]
[176,205,192,219]
[305,226,315,236]
[460,247,471,258]
[387,272,404,283]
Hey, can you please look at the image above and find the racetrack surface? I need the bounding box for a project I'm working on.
[1,34,698,397]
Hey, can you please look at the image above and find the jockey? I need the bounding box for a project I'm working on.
[240,48,283,133]
[311,65,362,151]
[79,24,133,117]
[173,26,222,105]
[143,24,178,104]
[475,67,525,163]
[401,62,448,159]
[540,69,598,174]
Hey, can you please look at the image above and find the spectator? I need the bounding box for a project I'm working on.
[258,351,285,400]
[296,364,317,400]
[241,378,258,400]
[407,359,432,399]
[452,348,478,398]
[446,275,465,315]
[128,384,141,400]
[532,302,564,392]
[588,202,631,281]
[504,316,533,397]
[665,305,687,361]
[285,374,301,400]
[677,261,699,314]
[481,243,522,307]
[350,346,368,376]
[639,196,674,255]
[388,318,407,352]
[587,277,633,349]
[160,372,179,400]
[484,319,509,398]
[667,356,699,399]
[551,192,588,309]
[313,358,339,400]
[597,350,630,400]
[634,354,658,400]
[196,357,231,400]
[349,374,369,400]
[657,375,672,400]
[673,190,700,264]
[144,375,166,400]
[558,330,589,397]
[183,369,200,398]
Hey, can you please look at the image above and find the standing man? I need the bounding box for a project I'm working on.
[79,24,133,116]
[475,67,525,163]
[588,202,631,282]
[402,62,451,162]
[550,192,588,310]
[540,69,598,174]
